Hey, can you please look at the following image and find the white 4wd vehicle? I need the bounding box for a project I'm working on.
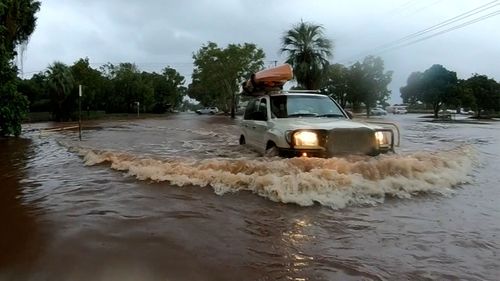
[196,107,219,115]
[239,92,397,157]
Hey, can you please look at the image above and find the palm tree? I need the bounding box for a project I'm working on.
[281,21,333,90]
[47,62,74,121]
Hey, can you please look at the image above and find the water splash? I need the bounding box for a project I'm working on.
[16,40,29,77]
[70,145,475,209]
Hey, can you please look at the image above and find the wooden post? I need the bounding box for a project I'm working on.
[78,85,82,141]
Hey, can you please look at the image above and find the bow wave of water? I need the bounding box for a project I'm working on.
[72,145,474,209]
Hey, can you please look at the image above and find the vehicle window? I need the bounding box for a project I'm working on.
[270,95,288,118]
[257,98,268,120]
[270,95,345,118]
[244,99,257,120]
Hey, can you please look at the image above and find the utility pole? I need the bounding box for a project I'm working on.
[136,101,140,117]
[231,92,235,119]
[78,84,82,141]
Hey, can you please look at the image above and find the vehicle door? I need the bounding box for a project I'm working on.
[241,99,258,147]
[253,97,270,153]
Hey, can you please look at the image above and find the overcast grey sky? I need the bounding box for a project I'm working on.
[21,0,500,103]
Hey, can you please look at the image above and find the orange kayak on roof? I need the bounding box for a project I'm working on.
[242,64,293,95]
[254,63,293,84]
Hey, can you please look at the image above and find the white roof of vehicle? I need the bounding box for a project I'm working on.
[247,91,327,98]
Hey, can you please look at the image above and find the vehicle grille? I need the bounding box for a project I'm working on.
[326,128,376,155]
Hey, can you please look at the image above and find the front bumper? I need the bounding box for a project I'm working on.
[283,128,395,158]
[278,146,392,158]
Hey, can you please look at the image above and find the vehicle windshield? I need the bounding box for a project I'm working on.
[270,95,345,118]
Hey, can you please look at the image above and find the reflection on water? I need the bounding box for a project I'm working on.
[1,113,499,280]
[0,138,41,271]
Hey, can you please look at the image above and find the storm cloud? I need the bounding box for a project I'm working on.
[22,0,500,103]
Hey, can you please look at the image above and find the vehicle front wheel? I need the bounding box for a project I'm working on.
[264,142,279,157]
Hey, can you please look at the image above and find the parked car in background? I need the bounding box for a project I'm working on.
[394,107,407,114]
[195,107,219,115]
[370,108,387,116]
[386,104,408,114]
[459,108,474,115]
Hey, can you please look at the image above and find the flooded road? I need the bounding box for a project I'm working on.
[1,113,499,280]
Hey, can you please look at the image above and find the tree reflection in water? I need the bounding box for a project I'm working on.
[0,138,41,270]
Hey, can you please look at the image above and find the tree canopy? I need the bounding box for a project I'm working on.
[401,64,459,118]
[70,58,106,115]
[0,0,40,136]
[461,74,500,118]
[18,58,187,120]
[143,67,185,113]
[321,56,392,114]
[322,63,350,108]
[281,21,333,90]
[46,61,75,121]
[189,42,265,117]
[354,56,393,115]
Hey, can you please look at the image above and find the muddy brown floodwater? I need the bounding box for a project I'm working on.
[1,113,499,280]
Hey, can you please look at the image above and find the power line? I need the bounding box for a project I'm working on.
[386,0,422,17]
[375,0,499,51]
[379,9,500,54]
[403,0,445,17]
[335,0,425,42]
[339,0,500,63]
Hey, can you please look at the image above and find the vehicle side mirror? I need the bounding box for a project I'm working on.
[345,110,353,119]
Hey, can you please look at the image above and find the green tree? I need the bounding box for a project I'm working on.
[455,79,476,113]
[400,64,458,118]
[346,62,364,112]
[321,63,350,108]
[358,56,393,116]
[161,67,185,110]
[110,63,154,113]
[462,75,500,118]
[281,21,333,90]
[98,63,117,112]
[190,42,265,118]
[47,62,75,121]
[400,71,424,105]
[17,71,50,112]
[0,0,40,136]
[70,58,106,116]
[143,67,185,113]
[342,57,392,115]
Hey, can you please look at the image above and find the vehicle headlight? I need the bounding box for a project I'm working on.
[285,130,292,144]
[293,131,319,147]
[375,131,390,146]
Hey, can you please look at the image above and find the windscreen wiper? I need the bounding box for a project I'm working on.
[287,113,318,117]
[316,113,345,118]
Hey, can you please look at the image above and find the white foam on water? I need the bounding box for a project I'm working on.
[77,146,475,209]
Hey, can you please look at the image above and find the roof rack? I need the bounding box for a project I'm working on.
[283,90,321,93]
[241,88,282,97]
[241,89,324,97]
